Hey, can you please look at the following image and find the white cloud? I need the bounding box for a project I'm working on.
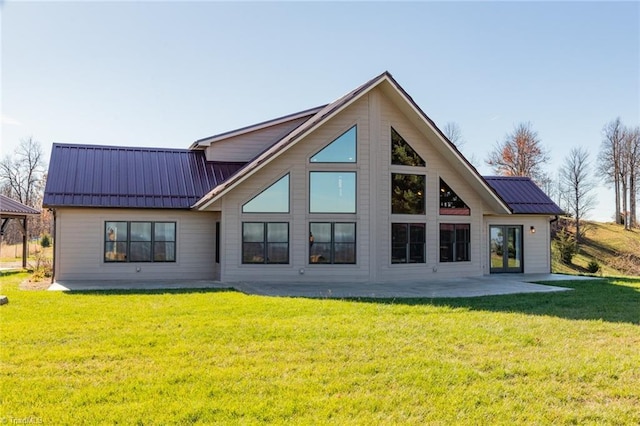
[1,115,23,126]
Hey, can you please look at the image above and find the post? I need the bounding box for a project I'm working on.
[22,217,28,268]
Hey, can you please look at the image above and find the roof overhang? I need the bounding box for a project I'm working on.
[193,72,512,214]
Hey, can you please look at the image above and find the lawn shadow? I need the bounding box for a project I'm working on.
[64,287,238,296]
[352,278,640,325]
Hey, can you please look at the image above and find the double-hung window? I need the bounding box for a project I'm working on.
[391,223,426,264]
[242,222,289,264]
[309,222,356,264]
[440,224,470,262]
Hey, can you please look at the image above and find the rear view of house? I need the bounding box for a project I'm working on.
[43,72,563,284]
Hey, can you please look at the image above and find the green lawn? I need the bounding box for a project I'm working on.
[1,272,639,425]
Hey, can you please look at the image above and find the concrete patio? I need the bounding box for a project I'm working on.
[48,274,602,298]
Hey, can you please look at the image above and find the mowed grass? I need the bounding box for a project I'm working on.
[1,272,639,425]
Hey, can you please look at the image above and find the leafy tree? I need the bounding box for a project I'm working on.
[485,122,550,183]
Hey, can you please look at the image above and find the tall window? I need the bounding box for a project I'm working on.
[439,179,470,215]
[391,127,425,166]
[104,221,176,262]
[391,223,425,264]
[242,174,289,213]
[242,222,289,264]
[440,224,470,262]
[309,222,356,264]
[311,126,357,163]
[391,173,425,214]
[309,172,356,213]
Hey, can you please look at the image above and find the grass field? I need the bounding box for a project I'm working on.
[1,272,639,424]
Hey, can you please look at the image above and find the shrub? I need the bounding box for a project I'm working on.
[555,227,577,265]
[587,260,600,274]
[40,234,51,248]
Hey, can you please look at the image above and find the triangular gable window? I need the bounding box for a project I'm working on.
[391,127,425,167]
[242,174,289,213]
[439,178,470,215]
[310,126,356,163]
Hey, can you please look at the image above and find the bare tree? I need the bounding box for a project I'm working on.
[0,137,46,207]
[0,137,48,242]
[622,126,639,229]
[442,122,465,149]
[485,122,550,183]
[598,118,625,224]
[559,147,597,244]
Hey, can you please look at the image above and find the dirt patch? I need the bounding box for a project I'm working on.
[19,279,52,291]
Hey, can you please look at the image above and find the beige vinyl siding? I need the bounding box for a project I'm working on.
[219,95,371,282]
[374,90,486,280]
[54,208,219,281]
[204,116,310,162]
[483,215,552,274]
[210,85,552,282]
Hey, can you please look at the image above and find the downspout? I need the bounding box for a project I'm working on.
[51,209,56,284]
[549,215,559,273]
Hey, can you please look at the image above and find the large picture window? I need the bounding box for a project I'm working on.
[104,221,176,262]
[309,222,356,264]
[242,222,289,264]
[391,173,425,215]
[391,223,425,264]
[440,224,470,262]
[309,172,356,213]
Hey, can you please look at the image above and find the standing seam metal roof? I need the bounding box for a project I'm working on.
[484,176,565,215]
[0,194,41,216]
[43,143,245,209]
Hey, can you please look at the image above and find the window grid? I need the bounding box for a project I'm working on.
[104,221,176,263]
[391,223,426,264]
[440,223,471,262]
[242,222,289,264]
[309,222,356,264]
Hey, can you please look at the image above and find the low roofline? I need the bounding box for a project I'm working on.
[190,105,327,150]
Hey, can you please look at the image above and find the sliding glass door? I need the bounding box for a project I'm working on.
[489,225,523,273]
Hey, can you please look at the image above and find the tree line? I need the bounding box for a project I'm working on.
[446,119,640,243]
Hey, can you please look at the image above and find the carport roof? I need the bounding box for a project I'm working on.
[0,194,40,216]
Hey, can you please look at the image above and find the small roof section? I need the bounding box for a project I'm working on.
[44,143,245,209]
[484,176,565,215]
[0,195,40,217]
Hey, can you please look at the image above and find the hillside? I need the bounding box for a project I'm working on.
[552,221,640,277]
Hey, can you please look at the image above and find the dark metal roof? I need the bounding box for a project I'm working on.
[43,143,245,209]
[0,194,40,216]
[484,176,565,215]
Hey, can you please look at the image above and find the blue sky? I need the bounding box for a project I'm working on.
[1,1,638,221]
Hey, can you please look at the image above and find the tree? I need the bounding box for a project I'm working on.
[485,122,550,183]
[559,147,597,244]
[0,137,49,242]
[0,137,46,207]
[442,122,465,149]
[598,118,625,224]
[623,126,639,229]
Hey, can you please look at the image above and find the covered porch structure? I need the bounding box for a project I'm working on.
[0,194,40,268]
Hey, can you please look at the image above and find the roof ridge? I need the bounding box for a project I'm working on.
[52,142,192,153]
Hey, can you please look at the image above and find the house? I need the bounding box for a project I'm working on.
[43,72,563,284]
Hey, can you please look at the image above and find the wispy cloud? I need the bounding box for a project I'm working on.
[490,115,500,121]
[1,115,23,126]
